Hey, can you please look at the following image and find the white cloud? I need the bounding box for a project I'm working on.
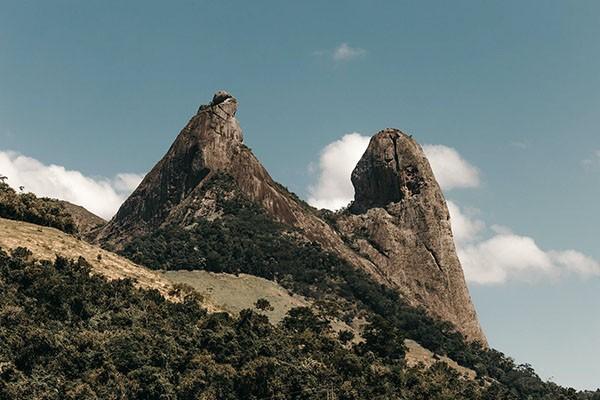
[449,201,600,284]
[332,43,366,61]
[422,144,480,189]
[0,150,143,219]
[550,250,600,277]
[582,149,600,169]
[446,200,485,245]
[113,173,144,192]
[308,134,600,285]
[308,133,370,210]
[459,233,555,284]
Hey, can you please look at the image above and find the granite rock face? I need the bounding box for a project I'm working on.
[96,92,486,344]
[338,129,486,344]
[95,91,242,246]
[95,91,366,268]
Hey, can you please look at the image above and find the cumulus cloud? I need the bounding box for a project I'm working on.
[0,150,143,219]
[422,144,480,189]
[332,43,366,61]
[459,233,555,284]
[308,134,600,285]
[307,133,370,210]
[446,200,485,245]
[450,201,600,284]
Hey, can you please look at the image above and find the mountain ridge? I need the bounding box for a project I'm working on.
[96,90,486,344]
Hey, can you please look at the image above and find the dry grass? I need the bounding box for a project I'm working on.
[0,217,185,303]
[404,339,477,380]
[163,270,310,323]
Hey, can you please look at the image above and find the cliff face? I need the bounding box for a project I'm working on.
[337,129,486,343]
[96,91,486,344]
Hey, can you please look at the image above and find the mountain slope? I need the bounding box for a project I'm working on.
[1,246,519,400]
[0,217,179,302]
[58,200,106,236]
[95,91,376,281]
[96,91,484,343]
[0,216,308,319]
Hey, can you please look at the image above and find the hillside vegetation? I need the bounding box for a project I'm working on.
[1,175,598,398]
[119,173,597,399]
[0,183,77,234]
[0,217,179,303]
[3,247,592,400]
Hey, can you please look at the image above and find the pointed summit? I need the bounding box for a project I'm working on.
[95,91,356,255]
[336,128,487,343]
[95,90,245,246]
[351,129,429,213]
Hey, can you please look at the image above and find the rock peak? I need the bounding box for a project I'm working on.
[351,128,427,213]
[211,90,235,106]
[96,102,486,345]
[339,127,487,343]
[198,90,238,117]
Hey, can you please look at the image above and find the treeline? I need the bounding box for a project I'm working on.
[0,182,77,234]
[120,173,595,399]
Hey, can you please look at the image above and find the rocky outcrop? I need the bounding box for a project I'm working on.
[96,91,486,344]
[95,92,373,275]
[350,130,426,213]
[337,129,486,344]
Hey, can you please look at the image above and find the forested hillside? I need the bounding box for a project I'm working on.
[0,183,77,234]
[118,173,595,399]
[2,247,596,399]
[1,177,598,399]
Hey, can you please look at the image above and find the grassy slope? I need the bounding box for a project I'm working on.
[0,217,184,305]
[163,270,309,324]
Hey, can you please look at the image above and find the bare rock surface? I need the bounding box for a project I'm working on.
[337,129,486,343]
[95,91,486,344]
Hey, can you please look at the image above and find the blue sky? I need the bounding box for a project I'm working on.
[1,0,599,390]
